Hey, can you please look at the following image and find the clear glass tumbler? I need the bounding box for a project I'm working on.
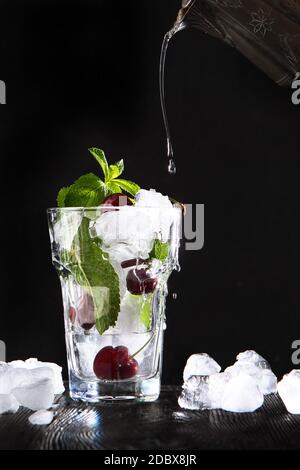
[47,205,181,402]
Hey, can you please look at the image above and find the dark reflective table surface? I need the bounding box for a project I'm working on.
[1,385,300,450]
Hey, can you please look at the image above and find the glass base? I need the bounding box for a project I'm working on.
[69,371,160,403]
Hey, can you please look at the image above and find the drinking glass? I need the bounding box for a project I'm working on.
[47,205,181,402]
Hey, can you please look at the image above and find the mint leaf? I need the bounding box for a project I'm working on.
[57,186,71,208]
[150,239,169,261]
[108,159,124,180]
[56,147,143,208]
[69,218,120,334]
[88,148,109,181]
[64,173,111,207]
[114,179,140,196]
[106,181,122,194]
[139,295,153,329]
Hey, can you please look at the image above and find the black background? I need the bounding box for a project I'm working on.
[1,0,300,384]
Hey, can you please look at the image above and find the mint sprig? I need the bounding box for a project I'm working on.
[112,178,140,196]
[64,173,111,207]
[57,186,71,207]
[66,218,120,334]
[88,148,109,181]
[57,147,140,207]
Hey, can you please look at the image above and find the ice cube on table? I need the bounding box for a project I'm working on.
[178,375,210,410]
[21,358,64,395]
[225,350,277,395]
[259,369,277,395]
[28,409,54,425]
[208,372,231,409]
[221,374,264,412]
[0,369,11,394]
[0,362,9,374]
[236,350,270,369]
[8,368,34,389]
[29,367,55,383]
[183,353,221,382]
[9,360,27,368]
[8,357,65,395]
[12,378,55,411]
[277,369,300,414]
[0,367,33,394]
[178,372,231,410]
[0,394,19,414]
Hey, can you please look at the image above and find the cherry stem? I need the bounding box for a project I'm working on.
[130,331,156,359]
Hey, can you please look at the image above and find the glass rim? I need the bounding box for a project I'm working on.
[47,206,183,212]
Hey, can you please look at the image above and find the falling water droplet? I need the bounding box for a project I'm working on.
[172,292,178,300]
[168,158,176,175]
[160,28,179,176]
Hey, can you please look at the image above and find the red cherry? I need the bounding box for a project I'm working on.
[114,345,129,364]
[119,358,139,380]
[93,346,139,380]
[93,346,116,380]
[121,258,146,269]
[69,306,76,324]
[126,268,157,295]
[77,293,95,330]
[81,322,94,330]
[101,193,132,212]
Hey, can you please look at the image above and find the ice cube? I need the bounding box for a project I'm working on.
[0,362,9,374]
[178,375,210,410]
[116,292,148,333]
[0,369,11,394]
[135,189,173,210]
[236,350,270,369]
[8,359,64,395]
[30,367,55,383]
[225,350,277,395]
[259,369,277,395]
[91,207,154,254]
[76,340,105,377]
[0,367,34,394]
[277,369,300,414]
[24,359,65,395]
[208,372,231,409]
[135,190,174,242]
[9,368,34,389]
[183,353,221,382]
[0,394,19,414]
[28,409,54,425]
[12,378,55,411]
[221,374,264,412]
[53,210,82,251]
[9,360,27,368]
